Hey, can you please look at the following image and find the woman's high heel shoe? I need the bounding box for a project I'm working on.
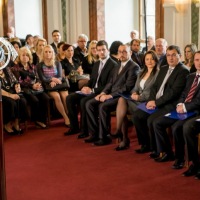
[110,131,123,140]
[115,139,130,151]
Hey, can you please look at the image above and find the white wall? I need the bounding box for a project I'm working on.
[105,0,137,46]
[14,0,43,39]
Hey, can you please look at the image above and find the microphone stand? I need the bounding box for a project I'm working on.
[0,81,7,200]
[144,0,147,51]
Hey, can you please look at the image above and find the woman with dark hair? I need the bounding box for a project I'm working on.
[112,50,159,150]
[0,68,28,134]
[109,40,123,63]
[25,34,34,50]
[56,41,66,62]
[61,44,88,92]
[183,43,197,73]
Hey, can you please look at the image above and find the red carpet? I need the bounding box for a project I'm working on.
[4,118,200,200]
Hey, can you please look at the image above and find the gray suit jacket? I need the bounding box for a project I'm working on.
[131,69,159,102]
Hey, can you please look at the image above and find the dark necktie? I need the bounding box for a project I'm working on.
[95,61,104,88]
[185,75,200,102]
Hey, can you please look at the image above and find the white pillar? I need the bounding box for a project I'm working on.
[46,0,63,43]
[163,3,178,46]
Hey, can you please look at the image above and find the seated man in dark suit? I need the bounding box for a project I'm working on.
[50,30,61,54]
[65,40,118,136]
[132,45,189,155]
[152,51,200,166]
[130,39,144,68]
[182,115,200,179]
[85,44,140,145]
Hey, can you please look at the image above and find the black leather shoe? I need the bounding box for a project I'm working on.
[182,164,198,177]
[77,133,89,139]
[149,151,159,159]
[155,153,175,162]
[13,127,23,135]
[84,135,98,143]
[172,159,185,169]
[64,128,80,136]
[94,138,112,146]
[115,139,130,151]
[194,171,200,179]
[135,145,150,154]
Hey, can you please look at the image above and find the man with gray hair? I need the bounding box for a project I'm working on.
[74,34,89,63]
[155,38,168,68]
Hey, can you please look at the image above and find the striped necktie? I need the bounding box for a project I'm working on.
[185,75,200,102]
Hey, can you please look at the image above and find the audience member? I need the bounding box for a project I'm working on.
[61,43,87,92]
[109,40,123,64]
[56,41,67,62]
[65,40,118,137]
[130,30,139,40]
[183,43,197,73]
[10,40,22,66]
[0,68,28,134]
[37,45,70,126]
[31,35,40,53]
[155,38,168,68]
[132,45,189,155]
[25,34,34,50]
[73,34,88,63]
[32,38,47,65]
[50,30,62,54]
[130,39,144,68]
[142,36,156,53]
[152,50,200,166]
[85,44,140,146]
[182,116,200,179]
[12,47,50,128]
[82,40,99,75]
[113,50,159,151]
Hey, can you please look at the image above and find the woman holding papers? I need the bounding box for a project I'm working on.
[112,50,159,151]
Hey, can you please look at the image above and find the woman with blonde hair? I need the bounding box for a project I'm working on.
[32,38,47,65]
[82,40,99,75]
[184,43,197,73]
[37,45,70,126]
[12,47,50,128]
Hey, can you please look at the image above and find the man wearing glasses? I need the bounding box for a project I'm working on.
[73,34,88,63]
[85,44,140,145]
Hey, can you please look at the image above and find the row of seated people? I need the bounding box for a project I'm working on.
[64,39,200,181]
[1,36,200,181]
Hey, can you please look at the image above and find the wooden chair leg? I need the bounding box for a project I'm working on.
[198,133,200,155]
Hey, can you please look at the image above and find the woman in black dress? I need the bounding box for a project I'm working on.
[0,68,29,134]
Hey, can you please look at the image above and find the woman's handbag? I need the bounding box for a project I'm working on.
[43,78,70,92]
[69,70,90,83]
[23,87,44,95]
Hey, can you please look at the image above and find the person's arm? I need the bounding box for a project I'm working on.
[1,89,20,100]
